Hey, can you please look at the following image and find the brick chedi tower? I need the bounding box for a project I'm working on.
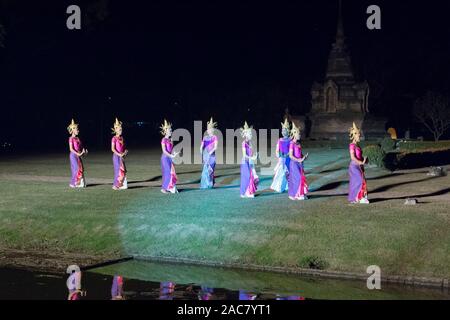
[308,0,385,140]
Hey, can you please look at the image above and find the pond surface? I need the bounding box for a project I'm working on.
[0,260,449,300]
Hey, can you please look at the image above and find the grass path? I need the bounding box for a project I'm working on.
[0,148,449,278]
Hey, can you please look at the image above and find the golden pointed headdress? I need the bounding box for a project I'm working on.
[281,117,290,131]
[160,119,172,136]
[240,121,252,138]
[67,119,79,134]
[112,117,122,133]
[207,117,217,130]
[349,122,360,141]
[290,121,301,139]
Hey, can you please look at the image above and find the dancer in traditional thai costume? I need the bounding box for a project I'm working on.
[239,290,258,300]
[159,281,175,300]
[160,119,179,193]
[240,121,259,198]
[200,117,218,189]
[198,286,214,300]
[348,122,369,204]
[67,119,87,188]
[111,275,124,300]
[67,271,84,300]
[111,118,128,190]
[270,118,291,193]
[288,122,309,200]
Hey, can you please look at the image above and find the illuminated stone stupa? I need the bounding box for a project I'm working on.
[308,1,386,140]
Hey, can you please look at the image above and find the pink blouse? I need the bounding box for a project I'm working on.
[112,136,125,153]
[69,137,82,153]
[349,143,363,161]
[289,141,302,159]
[162,137,174,153]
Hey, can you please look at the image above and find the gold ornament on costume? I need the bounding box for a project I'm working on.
[207,117,217,130]
[240,121,252,138]
[112,117,123,134]
[349,122,361,141]
[281,118,290,137]
[160,119,172,136]
[281,117,290,130]
[290,121,301,139]
[67,119,79,134]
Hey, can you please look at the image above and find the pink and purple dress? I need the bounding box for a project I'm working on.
[112,136,127,189]
[200,135,218,189]
[69,136,85,188]
[239,290,257,300]
[67,271,82,300]
[111,275,124,299]
[348,143,367,202]
[240,141,259,197]
[270,137,291,192]
[159,281,175,300]
[161,137,178,193]
[288,141,308,199]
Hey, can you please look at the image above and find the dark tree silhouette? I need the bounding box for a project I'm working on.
[413,91,450,141]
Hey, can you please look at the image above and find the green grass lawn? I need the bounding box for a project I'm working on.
[1,148,449,278]
[398,140,450,153]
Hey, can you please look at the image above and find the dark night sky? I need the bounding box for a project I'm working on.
[1,0,450,150]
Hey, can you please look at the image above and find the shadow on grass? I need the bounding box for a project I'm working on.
[127,185,150,190]
[367,170,431,181]
[366,172,406,180]
[316,167,346,175]
[370,187,450,203]
[312,181,348,192]
[177,179,201,186]
[178,187,199,193]
[129,175,162,184]
[307,193,347,199]
[87,183,110,188]
[176,169,203,175]
[214,185,240,189]
[255,190,286,198]
[370,176,443,194]
[128,168,205,185]
[215,172,240,179]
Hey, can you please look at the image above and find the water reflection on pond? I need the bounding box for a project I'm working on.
[0,259,449,300]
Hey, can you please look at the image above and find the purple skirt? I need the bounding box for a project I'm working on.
[161,154,177,191]
[240,160,258,196]
[70,152,84,187]
[200,151,216,189]
[288,161,308,198]
[113,154,127,188]
[348,161,367,202]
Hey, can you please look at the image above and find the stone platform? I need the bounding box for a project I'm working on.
[308,112,386,140]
